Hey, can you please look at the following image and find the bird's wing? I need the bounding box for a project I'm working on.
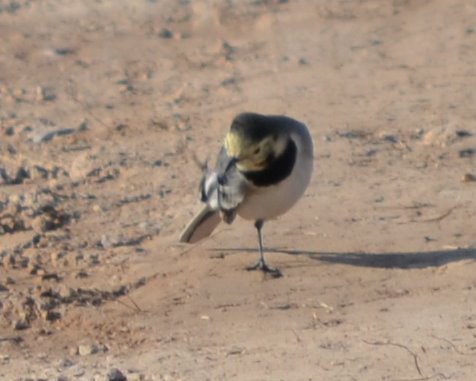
[199,147,248,213]
[213,146,247,213]
[180,147,248,244]
[179,204,221,243]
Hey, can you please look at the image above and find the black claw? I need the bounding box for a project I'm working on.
[245,260,282,278]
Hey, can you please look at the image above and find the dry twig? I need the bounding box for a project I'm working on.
[115,295,143,312]
[419,206,457,223]
[430,334,474,356]
[291,329,302,343]
[125,294,143,312]
[0,336,22,344]
[362,339,423,377]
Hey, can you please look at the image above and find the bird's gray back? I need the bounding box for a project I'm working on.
[267,115,313,159]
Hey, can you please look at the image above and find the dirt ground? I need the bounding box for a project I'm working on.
[1,0,476,380]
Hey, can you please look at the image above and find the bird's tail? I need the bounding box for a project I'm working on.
[179,205,221,243]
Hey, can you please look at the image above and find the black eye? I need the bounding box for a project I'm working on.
[253,147,260,154]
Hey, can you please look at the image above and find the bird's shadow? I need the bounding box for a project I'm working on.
[211,247,476,269]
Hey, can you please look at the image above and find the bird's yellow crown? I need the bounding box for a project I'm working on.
[224,129,286,172]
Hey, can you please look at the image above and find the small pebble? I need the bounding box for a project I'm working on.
[107,368,127,381]
[32,128,76,144]
[158,28,173,39]
[59,357,75,368]
[461,173,476,183]
[455,130,473,138]
[54,47,75,56]
[44,310,61,322]
[459,148,475,158]
[127,373,144,381]
[30,166,49,180]
[14,167,30,184]
[37,86,57,101]
[13,319,30,330]
[77,343,98,356]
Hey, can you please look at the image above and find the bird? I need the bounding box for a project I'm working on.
[179,112,314,277]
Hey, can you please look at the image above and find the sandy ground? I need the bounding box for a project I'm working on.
[1,0,476,380]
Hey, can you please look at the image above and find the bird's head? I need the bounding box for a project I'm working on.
[223,113,287,172]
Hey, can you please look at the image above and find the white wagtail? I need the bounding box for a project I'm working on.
[179,112,313,277]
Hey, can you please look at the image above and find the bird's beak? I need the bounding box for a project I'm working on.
[224,157,238,174]
[218,157,238,185]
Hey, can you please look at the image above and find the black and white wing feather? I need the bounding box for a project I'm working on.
[202,147,247,222]
[179,146,247,243]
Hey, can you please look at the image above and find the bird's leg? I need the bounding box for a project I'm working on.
[245,220,282,278]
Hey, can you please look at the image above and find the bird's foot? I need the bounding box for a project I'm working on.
[245,260,282,278]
